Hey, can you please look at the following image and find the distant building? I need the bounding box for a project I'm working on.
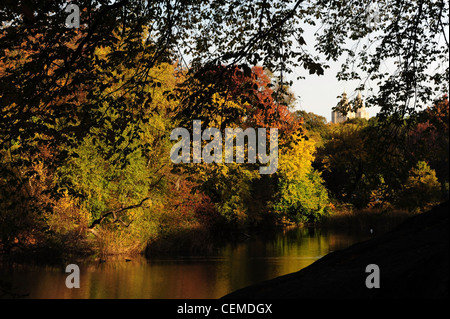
[331,91,370,124]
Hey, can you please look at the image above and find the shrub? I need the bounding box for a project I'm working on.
[397,161,442,211]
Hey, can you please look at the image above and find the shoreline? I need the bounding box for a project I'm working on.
[222,201,449,299]
[0,207,418,265]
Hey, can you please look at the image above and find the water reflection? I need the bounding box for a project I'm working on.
[0,227,369,299]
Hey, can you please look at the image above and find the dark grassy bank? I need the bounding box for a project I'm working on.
[222,201,449,299]
[0,206,419,264]
[319,207,417,235]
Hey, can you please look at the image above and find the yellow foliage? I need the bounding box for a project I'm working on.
[278,136,316,181]
[45,191,90,235]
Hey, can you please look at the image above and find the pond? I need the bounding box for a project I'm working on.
[0,227,370,299]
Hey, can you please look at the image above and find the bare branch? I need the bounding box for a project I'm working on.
[88,196,151,229]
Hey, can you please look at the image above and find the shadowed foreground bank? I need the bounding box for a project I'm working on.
[223,201,449,299]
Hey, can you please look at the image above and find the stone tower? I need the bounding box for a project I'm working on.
[331,91,369,123]
[354,92,370,120]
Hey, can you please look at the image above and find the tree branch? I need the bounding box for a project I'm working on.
[65,0,130,71]
[88,196,151,229]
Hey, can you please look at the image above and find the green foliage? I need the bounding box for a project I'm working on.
[315,96,449,211]
[274,135,330,223]
[185,162,258,226]
[274,169,330,223]
[294,110,330,147]
[316,122,371,207]
[58,134,150,220]
[396,161,442,211]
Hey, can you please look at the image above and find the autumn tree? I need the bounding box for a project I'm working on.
[316,122,371,208]
[1,0,448,251]
[174,65,303,225]
[274,134,329,223]
[396,161,442,211]
[407,95,449,193]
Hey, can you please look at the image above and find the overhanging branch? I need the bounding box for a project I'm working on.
[88,196,151,229]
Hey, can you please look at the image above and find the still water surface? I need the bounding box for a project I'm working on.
[1,227,369,299]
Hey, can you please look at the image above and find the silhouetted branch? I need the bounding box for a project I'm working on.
[88,196,151,229]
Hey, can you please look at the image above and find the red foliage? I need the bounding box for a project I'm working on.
[226,65,301,138]
[169,178,218,227]
[408,95,449,181]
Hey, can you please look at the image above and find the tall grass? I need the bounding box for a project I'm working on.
[144,222,216,256]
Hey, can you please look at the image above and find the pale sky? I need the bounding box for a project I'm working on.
[289,62,381,123]
[287,22,381,123]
